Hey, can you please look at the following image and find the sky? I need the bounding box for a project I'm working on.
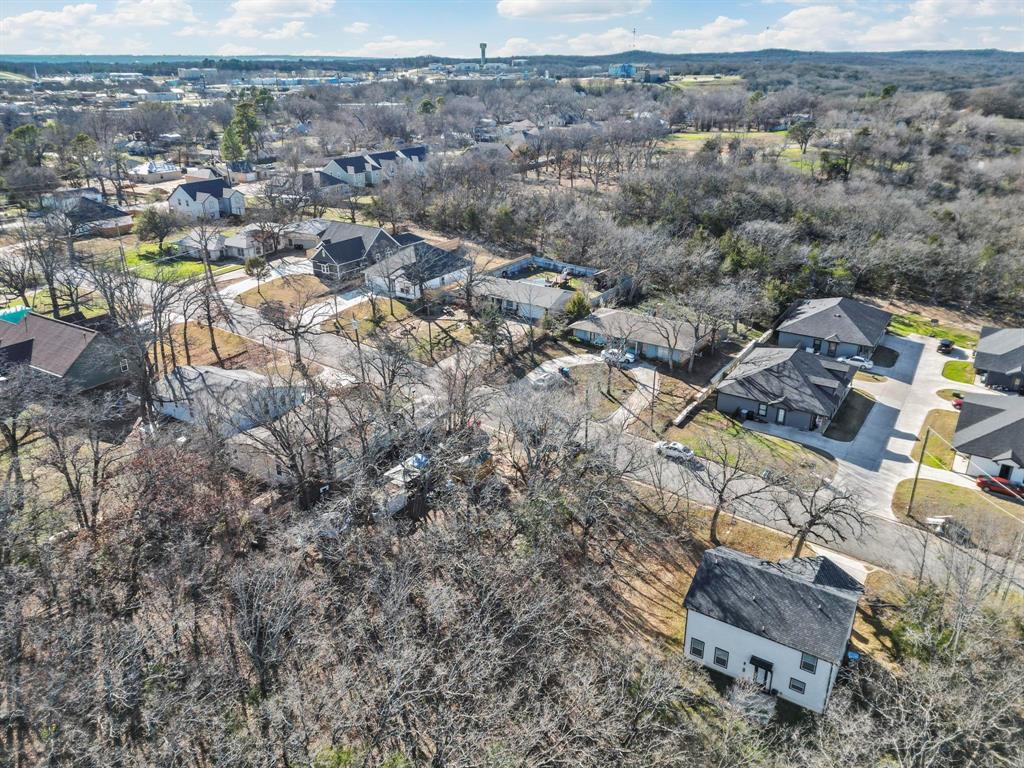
[0,0,1021,58]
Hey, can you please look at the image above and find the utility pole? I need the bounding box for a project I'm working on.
[907,426,931,521]
[351,316,366,382]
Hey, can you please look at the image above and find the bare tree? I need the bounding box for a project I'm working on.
[692,433,776,546]
[770,474,866,557]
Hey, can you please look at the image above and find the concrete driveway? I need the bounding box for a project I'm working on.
[746,333,989,519]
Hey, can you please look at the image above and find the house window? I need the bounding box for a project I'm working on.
[757,403,768,418]
[789,678,806,694]
[812,338,821,353]
[713,647,729,668]
[119,358,130,373]
[826,341,838,356]
[800,652,818,674]
[689,638,704,659]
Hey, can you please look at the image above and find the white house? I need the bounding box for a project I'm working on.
[683,547,862,714]
[40,187,103,211]
[320,153,381,187]
[952,393,1024,484]
[569,307,711,367]
[363,242,470,300]
[475,277,572,323]
[154,366,303,438]
[127,160,182,184]
[168,179,245,220]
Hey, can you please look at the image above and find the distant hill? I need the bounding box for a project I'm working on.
[1,49,1021,94]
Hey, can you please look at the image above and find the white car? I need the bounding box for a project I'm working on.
[601,348,636,366]
[837,354,874,370]
[655,440,695,461]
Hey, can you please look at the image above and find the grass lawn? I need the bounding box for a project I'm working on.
[942,360,976,384]
[668,74,744,88]
[628,372,700,438]
[237,275,332,313]
[322,297,412,339]
[823,389,876,442]
[778,145,818,175]
[399,315,476,364]
[911,410,958,470]
[935,388,963,402]
[872,346,900,367]
[156,322,313,377]
[662,130,787,153]
[889,314,979,349]
[893,478,1024,557]
[669,407,836,478]
[855,370,888,384]
[565,363,637,420]
[498,335,595,379]
[123,245,214,280]
[12,289,107,319]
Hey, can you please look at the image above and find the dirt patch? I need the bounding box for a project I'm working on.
[157,323,315,378]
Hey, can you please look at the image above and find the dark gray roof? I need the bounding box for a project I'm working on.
[175,178,231,201]
[325,153,380,174]
[365,242,469,284]
[717,346,852,417]
[393,231,425,246]
[684,547,861,663]
[63,197,128,226]
[974,327,1024,376]
[399,145,428,161]
[778,297,891,347]
[313,237,367,268]
[321,221,397,253]
[952,393,1024,465]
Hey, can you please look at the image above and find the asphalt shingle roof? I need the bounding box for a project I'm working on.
[717,346,852,417]
[365,242,469,284]
[175,178,232,201]
[778,297,892,348]
[974,327,1024,376]
[684,547,862,663]
[569,307,701,354]
[0,312,98,377]
[952,393,1024,465]
[313,237,368,268]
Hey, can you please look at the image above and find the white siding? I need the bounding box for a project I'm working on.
[967,455,1024,484]
[684,609,840,714]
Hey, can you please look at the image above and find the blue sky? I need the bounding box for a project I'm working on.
[1,0,1021,57]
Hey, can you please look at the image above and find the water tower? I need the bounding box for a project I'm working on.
[480,43,487,67]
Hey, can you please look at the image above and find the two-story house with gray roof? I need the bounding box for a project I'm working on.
[777,297,892,359]
[683,546,862,713]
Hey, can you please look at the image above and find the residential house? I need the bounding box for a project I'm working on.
[59,198,133,237]
[364,242,471,300]
[0,310,127,391]
[40,187,103,211]
[127,160,182,183]
[973,327,1024,392]
[154,366,304,437]
[174,229,226,261]
[684,546,862,714]
[715,346,853,431]
[224,160,258,184]
[952,393,1024,484]
[184,165,225,182]
[569,307,711,367]
[309,223,401,282]
[168,179,245,220]
[776,297,892,359]
[475,277,571,323]
[319,146,430,187]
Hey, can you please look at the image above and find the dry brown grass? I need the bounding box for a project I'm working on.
[156,323,317,377]
[237,275,332,313]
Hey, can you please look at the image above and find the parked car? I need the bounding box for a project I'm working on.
[938,339,955,354]
[837,354,874,370]
[976,476,1024,500]
[952,395,964,410]
[655,440,695,462]
[601,348,636,367]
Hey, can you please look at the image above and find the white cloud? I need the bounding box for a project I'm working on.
[217,43,258,56]
[495,36,544,56]
[343,35,441,57]
[0,0,198,53]
[344,21,370,33]
[496,0,650,22]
